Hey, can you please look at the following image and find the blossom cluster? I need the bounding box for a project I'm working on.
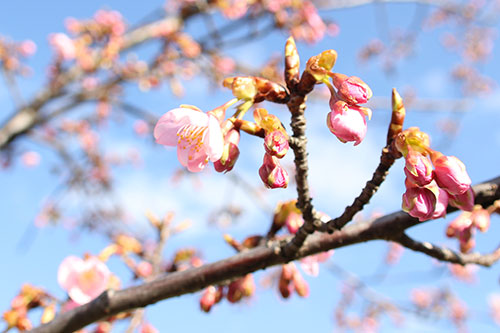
[396,127,473,221]
[446,205,490,253]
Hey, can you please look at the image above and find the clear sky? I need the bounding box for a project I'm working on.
[1,1,500,332]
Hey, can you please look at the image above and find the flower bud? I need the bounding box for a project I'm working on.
[278,264,294,299]
[472,207,490,232]
[330,73,372,104]
[286,212,304,234]
[431,154,471,195]
[264,130,289,158]
[200,286,223,313]
[227,274,255,303]
[404,149,433,186]
[394,127,430,157]
[327,100,369,146]
[292,270,310,298]
[448,187,474,212]
[223,77,257,100]
[305,49,337,81]
[402,183,437,221]
[214,128,240,173]
[432,187,449,219]
[259,153,289,189]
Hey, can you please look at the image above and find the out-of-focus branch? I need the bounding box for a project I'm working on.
[314,0,450,10]
[393,233,500,267]
[29,176,500,333]
[0,13,187,150]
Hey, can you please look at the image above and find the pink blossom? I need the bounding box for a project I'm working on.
[154,106,224,172]
[327,100,370,146]
[21,151,41,168]
[264,130,289,159]
[299,250,333,277]
[136,261,153,278]
[449,187,475,212]
[18,40,37,57]
[432,187,449,219]
[432,155,471,195]
[140,322,159,333]
[258,153,289,189]
[57,256,111,305]
[404,149,433,186]
[472,207,490,232]
[133,119,150,136]
[402,184,437,221]
[214,57,235,75]
[330,73,372,105]
[286,211,303,233]
[49,33,76,60]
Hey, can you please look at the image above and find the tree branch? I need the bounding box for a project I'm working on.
[393,233,500,267]
[29,176,500,333]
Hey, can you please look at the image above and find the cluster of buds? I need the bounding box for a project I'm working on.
[254,108,290,189]
[0,37,36,74]
[396,127,473,221]
[446,206,490,253]
[2,284,50,330]
[305,49,373,145]
[278,263,309,298]
[199,274,256,312]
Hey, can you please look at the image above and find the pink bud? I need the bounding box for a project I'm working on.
[200,286,222,313]
[404,149,433,186]
[449,187,474,212]
[214,128,240,173]
[264,130,289,158]
[285,212,304,234]
[432,188,449,219]
[292,270,309,298]
[136,261,153,278]
[258,153,289,189]
[227,274,255,303]
[330,73,372,105]
[432,155,471,195]
[327,100,369,146]
[279,264,294,299]
[402,184,437,221]
[472,208,490,232]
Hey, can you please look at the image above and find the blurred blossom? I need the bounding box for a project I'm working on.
[57,256,111,305]
[21,151,40,168]
[49,33,75,60]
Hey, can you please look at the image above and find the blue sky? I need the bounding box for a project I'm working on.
[1,1,500,332]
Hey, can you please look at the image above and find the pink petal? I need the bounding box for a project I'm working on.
[186,151,209,172]
[154,108,207,146]
[57,256,83,291]
[204,114,224,162]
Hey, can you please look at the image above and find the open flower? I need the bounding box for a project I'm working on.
[57,256,111,305]
[154,106,224,172]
